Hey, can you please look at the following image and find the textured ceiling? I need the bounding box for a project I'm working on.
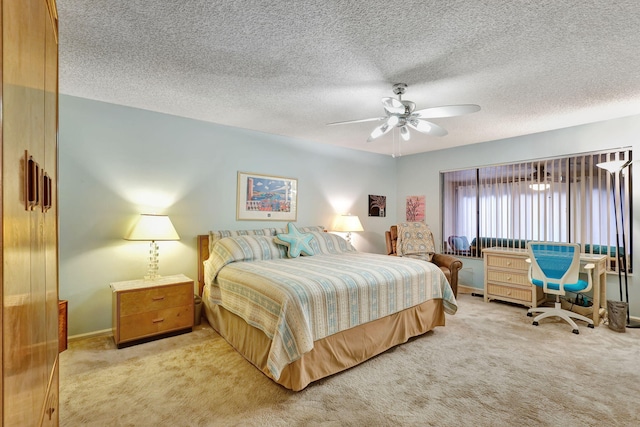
[57,1,640,157]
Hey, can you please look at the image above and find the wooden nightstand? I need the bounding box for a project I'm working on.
[111,274,194,348]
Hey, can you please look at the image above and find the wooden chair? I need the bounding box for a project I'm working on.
[385,225,462,297]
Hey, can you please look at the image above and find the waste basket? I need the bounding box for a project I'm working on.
[194,294,203,326]
[607,299,627,333]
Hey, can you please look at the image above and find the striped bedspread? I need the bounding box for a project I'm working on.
[205,234,457,380]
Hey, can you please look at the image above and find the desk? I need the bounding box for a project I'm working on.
[483,247,607,326]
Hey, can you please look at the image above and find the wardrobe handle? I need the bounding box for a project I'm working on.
[42,172,52,212]
[24,151,40,210]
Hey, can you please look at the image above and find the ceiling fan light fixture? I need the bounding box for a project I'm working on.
[368,122,391,142]
[382,97,405,114]
[387,115,400,127]
[327,83,479,149]
[409,119,431,133]
[529,183,550,191]
[400,126,410,141]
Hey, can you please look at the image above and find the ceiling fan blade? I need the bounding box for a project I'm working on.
[326,117,386,126]
[367,122,394,142]
[413,104,481,119]
[407,118,448,137]
[382,97,405,115]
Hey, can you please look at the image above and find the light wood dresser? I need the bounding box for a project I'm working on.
[111,274,194,348]
[483,247,546,308]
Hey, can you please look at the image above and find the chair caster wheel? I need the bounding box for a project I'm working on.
[588,323,595,329]
[572,329,579,334]
[532,321,539,326]
[527,312,532,317]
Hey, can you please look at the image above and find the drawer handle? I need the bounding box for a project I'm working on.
[506,276,511,281]
[152,318,165,323]
[506,261,512,266]
[152,296,165,301]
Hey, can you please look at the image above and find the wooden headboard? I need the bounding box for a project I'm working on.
[196,234,210,296]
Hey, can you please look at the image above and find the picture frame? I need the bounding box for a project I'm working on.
[237,172,298,221]
[406,195,425,221]
[368,195,386,217]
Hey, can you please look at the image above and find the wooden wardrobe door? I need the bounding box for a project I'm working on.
[42,4,60,425]
[2,0,59,425]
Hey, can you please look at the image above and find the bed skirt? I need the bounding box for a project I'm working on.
[203,289,446,391]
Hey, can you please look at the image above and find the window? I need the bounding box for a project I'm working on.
[441,149,632,272]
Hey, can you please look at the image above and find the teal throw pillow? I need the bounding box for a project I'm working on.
[273,223,315,258]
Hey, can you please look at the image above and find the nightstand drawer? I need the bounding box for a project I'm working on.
[119,304,193,342]
[120,284,192,316]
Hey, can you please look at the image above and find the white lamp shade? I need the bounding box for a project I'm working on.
[333,214,364,232]
[596,159,632,173]
[126,214,180,241]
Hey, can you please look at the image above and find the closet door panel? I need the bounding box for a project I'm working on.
[43,1,59,380]
[2,0,50,424]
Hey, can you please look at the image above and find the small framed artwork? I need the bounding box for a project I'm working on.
[237,172,297,221]
[368,195,386,217]
[406,195,425,221]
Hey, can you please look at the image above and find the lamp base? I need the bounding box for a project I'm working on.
[626,319,640,329]
[145,240,160,280]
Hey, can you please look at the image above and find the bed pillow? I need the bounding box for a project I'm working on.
[206,235,288,282]
[309,231,356,254]
[273,223,315,258]
[208,228,275,253]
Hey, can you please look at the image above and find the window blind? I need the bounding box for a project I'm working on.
[441,149,632,272]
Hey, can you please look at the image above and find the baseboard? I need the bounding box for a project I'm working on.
[68,328,112,342]
[458,284,483,296]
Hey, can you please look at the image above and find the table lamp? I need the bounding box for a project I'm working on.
[126,214,180,280]
[333,214,364,245]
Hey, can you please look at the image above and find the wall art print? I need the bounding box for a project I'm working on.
[237,171,297,221]
[406,195,425,222]
[368,195,386,217]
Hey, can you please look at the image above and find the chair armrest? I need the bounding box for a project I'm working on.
[432,253,463,272]
[432,253,463,297]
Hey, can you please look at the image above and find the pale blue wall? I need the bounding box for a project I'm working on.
[60,94,640,336]
[59,95,398,336]
[395,115,640,318]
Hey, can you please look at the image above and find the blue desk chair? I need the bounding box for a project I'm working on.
[526,242,595,334]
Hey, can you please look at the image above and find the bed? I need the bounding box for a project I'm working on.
[197,225,458,391]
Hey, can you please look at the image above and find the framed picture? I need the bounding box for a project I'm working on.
[237,172,297,221]
[406,195,425,221]
[368,195,386,217]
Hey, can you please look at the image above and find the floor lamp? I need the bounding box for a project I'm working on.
[596,159,640,328]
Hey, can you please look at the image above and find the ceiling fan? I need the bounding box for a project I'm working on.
[327,83,480,142]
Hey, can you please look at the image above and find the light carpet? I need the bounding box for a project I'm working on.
[60,294,640,426]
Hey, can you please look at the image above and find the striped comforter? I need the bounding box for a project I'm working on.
[205,233,457,380]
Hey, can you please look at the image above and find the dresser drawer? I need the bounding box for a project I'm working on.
[487,270,529,286]
[486,254,529,271]
[119,304,193,342]
[487,283,532,303]
[120,283,192,316]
